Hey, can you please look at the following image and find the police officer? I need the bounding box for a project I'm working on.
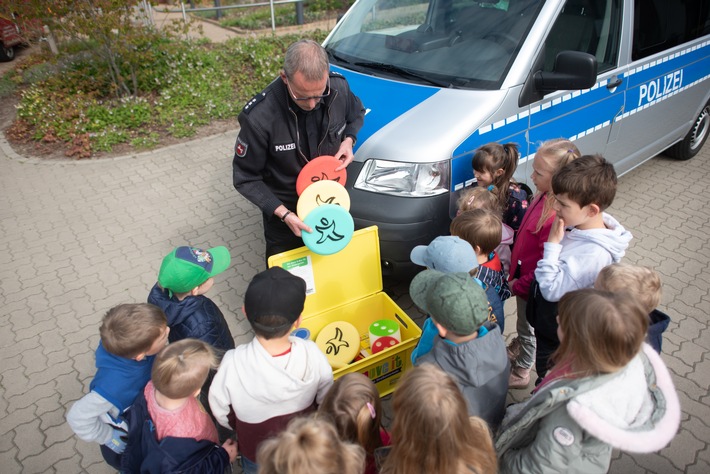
[232,39,365,261]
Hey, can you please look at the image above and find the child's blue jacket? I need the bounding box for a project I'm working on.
[148,284,235,352]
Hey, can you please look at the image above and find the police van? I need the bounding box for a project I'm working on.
[325,0,710,274]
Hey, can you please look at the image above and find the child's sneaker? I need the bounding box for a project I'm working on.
[506,337,521,363]
[509,366,531,389]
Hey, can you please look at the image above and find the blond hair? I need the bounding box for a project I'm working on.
[450,208,502,255]
[99,303,167,358]
[553,289,648,376]
[319,373,383,456]
[595,263,661,313]
[380,364,497,474]
[151,339,218,399]
[533,139,581,232]
[456,186,503,215]
[257,416,365,474]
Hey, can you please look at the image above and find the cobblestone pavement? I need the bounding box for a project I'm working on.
[0,128,708,473]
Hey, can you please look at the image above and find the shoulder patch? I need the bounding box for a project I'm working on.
[235,136,248,158]
[553,427,575,447]
[329,71,344,79]
[243,91,267,115]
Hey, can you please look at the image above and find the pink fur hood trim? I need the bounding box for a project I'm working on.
[566,344,680,453]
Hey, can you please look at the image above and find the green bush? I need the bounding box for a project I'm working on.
[220,5,328,29]
[131,132,160,149]
[86,98,152,132]
[93,129,129,152]
[0,76,15,99]
[10,31,328,155]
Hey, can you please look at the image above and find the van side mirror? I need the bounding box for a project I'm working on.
[518,51,598,107]
[534,51,597,92]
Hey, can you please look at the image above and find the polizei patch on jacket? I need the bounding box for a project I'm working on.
[274,142,296,153]
[235,137,248,158]
[553,427,575,446]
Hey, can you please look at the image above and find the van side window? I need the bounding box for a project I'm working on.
[543,0,622,74]
[632,0,710,61]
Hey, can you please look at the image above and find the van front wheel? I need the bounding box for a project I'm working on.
[667,102,710,160]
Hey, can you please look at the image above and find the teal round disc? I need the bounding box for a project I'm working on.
[302,204,354,255]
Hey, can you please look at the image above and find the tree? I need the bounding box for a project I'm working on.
[6,0,182,98]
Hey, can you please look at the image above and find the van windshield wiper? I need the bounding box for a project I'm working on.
[353,61,452,88]
[327,49,355,67]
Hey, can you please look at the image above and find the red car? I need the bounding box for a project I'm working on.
[1,12,41,62]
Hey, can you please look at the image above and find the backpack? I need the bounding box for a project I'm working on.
[504,181,531,232]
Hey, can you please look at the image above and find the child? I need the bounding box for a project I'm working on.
[66,303,169,470]
[409,269,509,429]
[148,245,234,441]
[451,208,512,301]
[456,185,514,275]
[208,266,334,474]
[377,364,498,474]
[506,138,580,389]
[257,416,365,474]
[409,236,505,366]
[595,263,671,353]
[472,142,528,231]
[456,185,502,216]
[147,246,235,429]
[319,373,390,474]
[148,245,234,351]
[496,289,680,473]
[410,235,504,330]
[529,154,632,381]
[122,339,238,472]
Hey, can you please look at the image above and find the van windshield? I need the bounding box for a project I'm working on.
[325,0,544,89]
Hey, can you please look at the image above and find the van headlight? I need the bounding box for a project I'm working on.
[354,159,450,197]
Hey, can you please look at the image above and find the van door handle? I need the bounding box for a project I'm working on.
[607,76,623,89]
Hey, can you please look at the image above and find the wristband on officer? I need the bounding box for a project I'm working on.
[280,210,292,222]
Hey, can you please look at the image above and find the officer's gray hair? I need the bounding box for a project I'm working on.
[283,39,329,82]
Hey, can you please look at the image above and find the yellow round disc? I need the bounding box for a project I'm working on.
[315,321,360,369]
[297,180,351,220]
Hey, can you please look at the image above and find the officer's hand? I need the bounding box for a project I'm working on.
[334,137,355,171]
[284,212,312,237]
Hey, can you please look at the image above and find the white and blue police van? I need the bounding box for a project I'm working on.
[325,0,710,274]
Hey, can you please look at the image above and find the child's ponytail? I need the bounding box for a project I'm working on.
[318,373,384,456]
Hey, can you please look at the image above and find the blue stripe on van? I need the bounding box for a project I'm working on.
[618,40,710,122]
[331,65,439,153]
[453,79,614,159]
[450,41,710,190]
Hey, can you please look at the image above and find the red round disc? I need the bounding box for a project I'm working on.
[296,155,347,196]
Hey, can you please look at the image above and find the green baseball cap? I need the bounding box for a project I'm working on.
[410,269,488,336]
[158,246,231,293]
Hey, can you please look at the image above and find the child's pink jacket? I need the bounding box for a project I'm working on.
[508,193,554,300]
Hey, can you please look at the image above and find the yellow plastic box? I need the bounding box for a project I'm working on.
[268,226,421,397]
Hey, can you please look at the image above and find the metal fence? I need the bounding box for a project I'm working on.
[150,0,306,32]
